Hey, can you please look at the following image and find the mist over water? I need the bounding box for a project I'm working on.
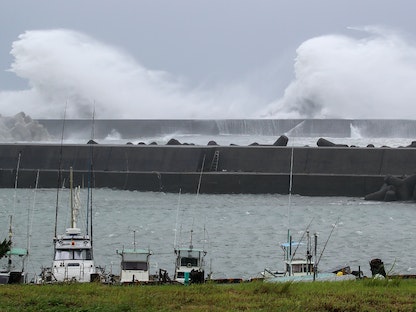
[1,27,416,119]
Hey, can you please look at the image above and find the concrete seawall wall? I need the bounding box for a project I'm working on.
[1,143,415,196]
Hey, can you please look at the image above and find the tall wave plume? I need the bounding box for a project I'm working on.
[263,26,416,119]
[1,29,263,119]
[2,27,416,119]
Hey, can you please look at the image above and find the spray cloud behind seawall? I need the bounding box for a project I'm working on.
[263,26,416,119]
[1,27,416,119]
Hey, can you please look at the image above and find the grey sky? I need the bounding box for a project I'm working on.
[1,1,412,87]
[1,0,416,118]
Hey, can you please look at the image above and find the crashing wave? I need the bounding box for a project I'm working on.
[0,112,50,142]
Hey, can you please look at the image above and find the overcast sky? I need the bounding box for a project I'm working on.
[1,1,416,119]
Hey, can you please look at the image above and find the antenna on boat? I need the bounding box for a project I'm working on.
[55,103,67,238]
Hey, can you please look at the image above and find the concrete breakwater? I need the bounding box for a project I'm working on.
[1,143,416,196]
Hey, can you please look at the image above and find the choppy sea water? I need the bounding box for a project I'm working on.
[1,188,415,281]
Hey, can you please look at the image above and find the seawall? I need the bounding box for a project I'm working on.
[1,143,416,196]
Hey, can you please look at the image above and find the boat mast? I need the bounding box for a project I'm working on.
[55,105,66,238]
[88,107,95,248]
[70,167,75,228]
[286,147,294,274]
[287,146,294,240]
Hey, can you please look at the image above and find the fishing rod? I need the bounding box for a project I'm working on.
[316,217,340,267]
[290,217,315,260]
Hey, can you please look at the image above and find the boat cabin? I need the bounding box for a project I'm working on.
[0,247,28,284]
[117,248,152,283]
[51,227,96,282]
[285,259,314,276]
[174,247,206,284]
[281,241,314,277]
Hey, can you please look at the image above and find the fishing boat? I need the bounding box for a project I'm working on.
[262,147,355,282]
[262,231,355,282]
[116,231,153,284]
[173,230,206,284]
[263,231,315,279]
[0,153,29,284]
[0,216,28,284]
[40,168,97,283]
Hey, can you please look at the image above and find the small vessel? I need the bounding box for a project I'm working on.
[0,153,29,284]
[263,231,355,283]
[117,231,153,284]
[40,168,97,283]
[263,147,354,282]
[174,230,206,284]
[263,231,315,279]
[0,216,28,284]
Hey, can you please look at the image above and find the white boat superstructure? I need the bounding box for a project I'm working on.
[41,168,97,283]
[263,232,315,280]
[117,248,152,283]
[174,245,206,284]
[51,227,96,282]
[117,231,153,284]
[263,231,355,283]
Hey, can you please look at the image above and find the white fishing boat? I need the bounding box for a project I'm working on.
[174,230,206,284]
[262,147,355,283]
[263,231,355,282]
[40,168,97,283]
[117,231,153,284]
[0,217,28,284]
[263,231,314,278]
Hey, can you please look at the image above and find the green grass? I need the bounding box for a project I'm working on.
[1,279,416,311]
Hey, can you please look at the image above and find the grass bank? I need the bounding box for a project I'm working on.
[1,279,416,311]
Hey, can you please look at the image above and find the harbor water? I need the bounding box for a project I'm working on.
[1,188,415,281]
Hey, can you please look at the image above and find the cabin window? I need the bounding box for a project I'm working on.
[74,250,92,260]
[180,257,198,267]
[55,249,92,260]
[55,250,71,260]
[121,261,148,271]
